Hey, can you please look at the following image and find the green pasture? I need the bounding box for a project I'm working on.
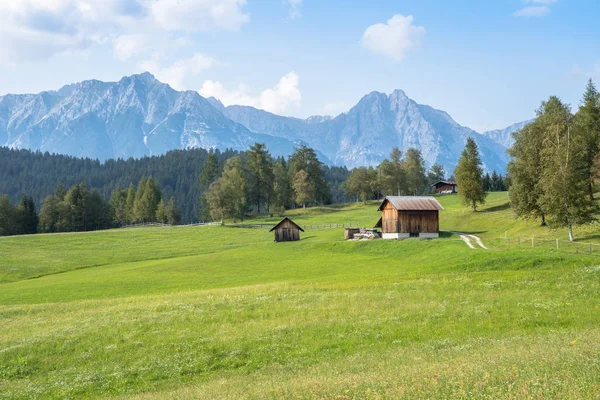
[1,192,599,399]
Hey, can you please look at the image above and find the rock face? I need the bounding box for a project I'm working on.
[482,120,533,149]
[222,89,518,173]
[1,72,527,172]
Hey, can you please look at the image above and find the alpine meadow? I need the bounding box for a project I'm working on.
[2,1,600,399]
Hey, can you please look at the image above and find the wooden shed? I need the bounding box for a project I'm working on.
[432,180,457,194]
[269,217,304,242]
[377,196,443,239]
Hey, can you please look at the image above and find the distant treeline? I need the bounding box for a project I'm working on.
[342,147,507,203]
[0,146,351,226]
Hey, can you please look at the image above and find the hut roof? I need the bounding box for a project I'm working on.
[269,217,305,232]
[377,196,444,211]
[431,180,457,187]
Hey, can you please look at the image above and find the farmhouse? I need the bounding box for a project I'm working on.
[376,196,443,239]
[432,180,457,194]
[270,217,304,242]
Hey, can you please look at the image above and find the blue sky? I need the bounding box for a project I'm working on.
[0,0,599,131]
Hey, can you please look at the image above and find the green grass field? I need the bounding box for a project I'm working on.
[1,193,600,399]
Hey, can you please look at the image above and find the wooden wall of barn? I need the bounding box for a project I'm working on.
[398,210,439,233]
[381,202,398,233]
[273,219,301,242]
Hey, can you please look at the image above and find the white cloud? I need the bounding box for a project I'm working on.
[200,72,302,115]
[141,53,217,91]
[0,0,249,63]
[361,14,426,62]
[113,34,148,61]
[513,6,551,17]
[151,0,249,32]
[286,0,303,19]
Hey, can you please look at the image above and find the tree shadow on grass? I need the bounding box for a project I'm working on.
[481,202,511,212]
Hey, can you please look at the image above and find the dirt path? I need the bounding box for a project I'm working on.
[467,234,488,250]
[453,232,487,249]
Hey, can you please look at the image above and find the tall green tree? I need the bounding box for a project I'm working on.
[247,142,274,213]
[292,170,314,208]
[289,146,329,205]
[0,195,17,236]
[427,163,446,190]
[139,177,162,223]
[125,184,136,224]
[39,195,60,233]
[344,167,378,204]
[206,157,248,222]
[156,199,168,224]
[271,157,293,215]
[17,195,38,235]
[404,148,427,195]
[198,150,220,221]
[537,97,596,241]
[109,185,128,226]
[166,197,182,225]
[573,79,600,200]
[455,138,487,211]
[508,120,546,225]
[377,148,406,196]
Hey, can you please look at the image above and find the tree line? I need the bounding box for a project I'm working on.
[199,144,331,222]
[0,177,182,236]
[508,79,600,241]
[0,146,351,225]
[342,146,507,204]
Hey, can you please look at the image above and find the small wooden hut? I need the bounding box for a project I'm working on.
[377,196,443,239]
[432,180,457,194]
[270,217,304,242]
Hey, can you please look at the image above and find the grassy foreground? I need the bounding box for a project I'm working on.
[1,193,600,399]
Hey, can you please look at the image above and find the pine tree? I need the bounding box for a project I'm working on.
[0,195,17,236]
[455,138,487,211]
[125,184,136,224]
[377,148,406,196]
[293,170,313,208]
[109,185,128,226]
[271,157,293,215]
[573,79,600,200]
[198,150,220,221]
[483,173,492,192]
[537,96,596,241]
[508,120,546,225]
[166,197,182,225]
[404,148,427,195]
[247,142,274,213]
[156,199,168,224]
[133,177,148,223]
[289,146,329,205]
[139,177,161,222]
[427,164,446,189]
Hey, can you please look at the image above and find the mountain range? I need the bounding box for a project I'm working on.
[0,72,529,173]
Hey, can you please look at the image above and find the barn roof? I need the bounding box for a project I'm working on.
[269,217,305,232]
[431,180,457,187]
[377,196,444,211]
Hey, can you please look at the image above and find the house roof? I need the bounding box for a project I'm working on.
[377,196,444,211]
[269,217,305,232]
[431,180,457,187]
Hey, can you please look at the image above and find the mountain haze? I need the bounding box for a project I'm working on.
[0,73,528,173]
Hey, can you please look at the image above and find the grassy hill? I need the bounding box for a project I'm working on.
[1,193,600,398]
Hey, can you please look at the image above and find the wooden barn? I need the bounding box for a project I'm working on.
[432,180,457,194]
[270,217,304,242]
[376,196,443,239]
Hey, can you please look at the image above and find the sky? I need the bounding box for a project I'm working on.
[0,0,599,132]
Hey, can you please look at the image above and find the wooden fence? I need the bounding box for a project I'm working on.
[494,236,600,255]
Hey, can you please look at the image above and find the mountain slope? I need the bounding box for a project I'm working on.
[482,120,533,149]
[1,73,524,172]
[0,73,306,162]
[222,89,513,172]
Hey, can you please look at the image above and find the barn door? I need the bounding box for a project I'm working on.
[409,212,421,236]
[282,228,291,241]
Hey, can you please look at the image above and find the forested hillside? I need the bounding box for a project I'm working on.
[0,146,351,223]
